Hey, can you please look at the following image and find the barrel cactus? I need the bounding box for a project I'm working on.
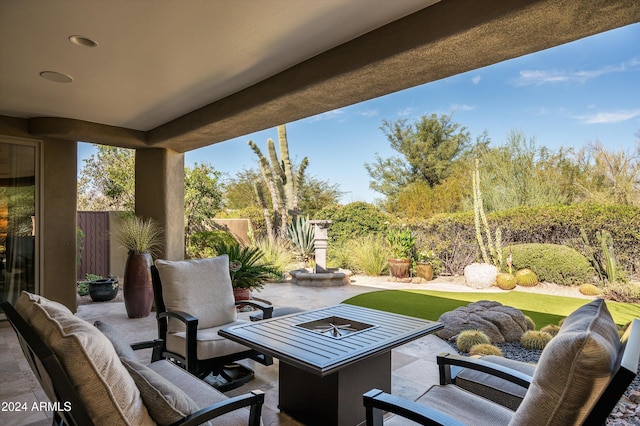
[540,324,560,337]
[520,330,553,350]
[469,344,503,357]
[456,330,491,353]
[579,283,602,296]
[515,268,539,287]
[524,315,536,331]
[495,273,516,290]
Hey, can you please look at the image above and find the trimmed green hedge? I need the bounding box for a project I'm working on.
[509,243,595,286]
[413,203,640,276]
[317,201,391,246]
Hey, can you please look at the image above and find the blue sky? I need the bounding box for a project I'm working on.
[81,23,640,204]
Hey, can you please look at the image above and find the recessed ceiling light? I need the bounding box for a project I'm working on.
[69,35,98,48]
[39,71,73,83]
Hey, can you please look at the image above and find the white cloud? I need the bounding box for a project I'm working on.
[573,108,640,124]
[511,57,640,86]
[359,109,379,118]
[397,107,414,116]
[450,104,476,112]
[471,75,481,85]
[307,109,345,122]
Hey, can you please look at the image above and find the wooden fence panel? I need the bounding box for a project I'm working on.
[77,211,110,280]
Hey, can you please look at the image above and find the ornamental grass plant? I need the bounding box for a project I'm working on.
[111,215,162,255]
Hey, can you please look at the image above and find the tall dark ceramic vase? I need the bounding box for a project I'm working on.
[123,252,154,318]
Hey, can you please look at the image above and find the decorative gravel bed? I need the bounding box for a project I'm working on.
[447,342,640,425]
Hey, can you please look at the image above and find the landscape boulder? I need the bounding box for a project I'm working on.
[464,263,498,289]
[436,300,529,343]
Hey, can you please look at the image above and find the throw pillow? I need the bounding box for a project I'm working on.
[94,320,138,361]
[509,299,620,425]
[121,357,201,426]
[15,292,154,426]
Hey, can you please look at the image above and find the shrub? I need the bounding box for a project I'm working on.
[469,344,503,357]
[77,281,89,296]
[326,241,353,270]
[456,330,491,353]
[495,273,516,290]
[188,230,238,258]
[515,268,539,287]
[520,331,553,350]
[253,238,296,278]
[509,244,594,286]
[316,202,391,246]
[579,283,602,296]
[412,204,640,277]
[602,281,640,303]
[347,235,389,276]
[540,324,560,337]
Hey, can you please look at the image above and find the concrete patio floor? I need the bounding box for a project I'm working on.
[1,276,515,426]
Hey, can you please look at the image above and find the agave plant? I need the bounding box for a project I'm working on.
[285,216,315,265]
[212,241,280,290]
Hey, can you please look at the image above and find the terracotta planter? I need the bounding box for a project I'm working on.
[416,264,434,281]
[388,258,411,278]
[123,252,154,318]
[233,288,251,302]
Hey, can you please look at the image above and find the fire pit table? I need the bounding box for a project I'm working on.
[219,304,442,425]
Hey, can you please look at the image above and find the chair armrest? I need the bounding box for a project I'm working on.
[437,352,532,389]
[158,310,198,324]
[130,339,163,351]
[236,300,274,319]
[363,389,465,426]
[157,311,199,371]
[173,390,265,426]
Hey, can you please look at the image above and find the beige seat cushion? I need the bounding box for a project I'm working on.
[509,299,621,425]
[386,384,514,426]
[15,292,154,426]
[155,256,237,333]
[454,355,535,410]
[166,320,251,360]
[148,360,253,426]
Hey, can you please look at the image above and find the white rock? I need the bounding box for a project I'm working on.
[464,263,498,289]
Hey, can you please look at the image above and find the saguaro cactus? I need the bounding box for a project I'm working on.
[248,124,308,240]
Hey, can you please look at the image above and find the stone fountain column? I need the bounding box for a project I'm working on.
[309,220,331,273]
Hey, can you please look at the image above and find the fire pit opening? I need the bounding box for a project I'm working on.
[295,316,377,339]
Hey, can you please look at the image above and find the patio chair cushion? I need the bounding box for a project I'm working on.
[155,256,237,333]
[147,359,253,426]
[509,298,620,425]
[94,320,138,360]
[121,357,202,426]
[386,384,514,426]
[166,320,251,360]
[15,292,154,426]
[454,355,535,410]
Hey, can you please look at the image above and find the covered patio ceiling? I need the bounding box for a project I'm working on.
[1,0,640,153]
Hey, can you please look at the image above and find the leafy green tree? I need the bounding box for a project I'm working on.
[473,130,573,212]
[184,162,223,240]
[77,144,223,243]
[572,136,640,206]
[78,145,135,211]
[365,113,487,199]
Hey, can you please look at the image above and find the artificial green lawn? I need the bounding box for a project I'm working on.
[343,289,640,328]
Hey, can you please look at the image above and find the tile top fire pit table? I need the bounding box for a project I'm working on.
[219,304,442,425]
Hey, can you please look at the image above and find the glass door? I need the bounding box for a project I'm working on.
[0,138,39,310]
